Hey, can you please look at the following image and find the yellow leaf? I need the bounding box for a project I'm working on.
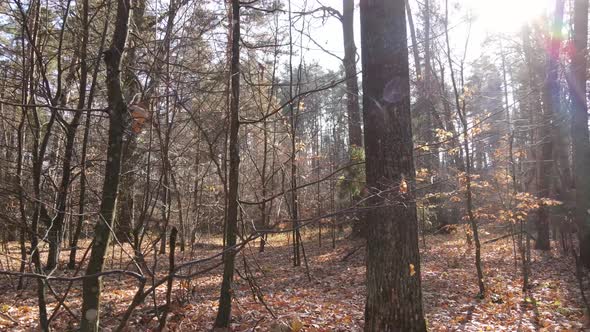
[450,196,461,202]
[399,179,408,194]
[418,144,430,152]
[291,316,303,332]
[18,306,31,314]
[409,263,416,276]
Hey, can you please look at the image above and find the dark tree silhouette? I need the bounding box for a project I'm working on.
[570,0,590,267]
[214,0,241,327]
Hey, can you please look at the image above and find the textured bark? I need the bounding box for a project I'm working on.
[536,0,564,251]
[343,0,362,149]
[570,0,590,267]
[360,0,427,330]
[213,0,240,327]
[343,0,366,238]
[115,141,137,242]
[79,0,130,329]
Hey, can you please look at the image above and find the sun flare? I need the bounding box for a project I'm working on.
[467,0,554,34]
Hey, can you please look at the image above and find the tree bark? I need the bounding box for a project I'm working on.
[343,0,366,238]
[536,0,564,251]
[343,0,362,149]
[213,0,240,327]
[288,0,301,267]
[360,0,427,330]
[570,0,590,267]
[79,0,131,329]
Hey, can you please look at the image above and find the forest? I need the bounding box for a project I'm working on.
[0,0,589,330]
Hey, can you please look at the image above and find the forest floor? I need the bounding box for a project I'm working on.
[0,224,588,331]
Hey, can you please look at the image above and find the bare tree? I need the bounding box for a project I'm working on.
[213,0,241,327]
[80,0,131,329]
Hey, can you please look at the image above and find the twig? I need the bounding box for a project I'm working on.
[0,311,18,324]
[341,245,364,261]
[483,231,525,244]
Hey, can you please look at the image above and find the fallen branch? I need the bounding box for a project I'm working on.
[341,245,364,261]
[483,231,524,244]
[0,311,18,324]
[0,269,145,282]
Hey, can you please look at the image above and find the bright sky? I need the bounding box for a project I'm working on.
[296,0,556,71]
[464,0,555,34]
[288,0,358,71]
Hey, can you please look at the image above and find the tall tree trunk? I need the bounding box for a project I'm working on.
[68,0,110,269]
[288,0,301,267]
[213,0,240,327]
[407,0,442,227]
[343,0,366,238]
[79,0,131,329]
[360,0,427,330]
[21,0,51,327]
[16,21,30,291]
[46,0,88,268]
[115,0,147,243]
[570,0,590,267]
[259,119,269,252]
[343,0,362,149]
[536,0,564,251]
